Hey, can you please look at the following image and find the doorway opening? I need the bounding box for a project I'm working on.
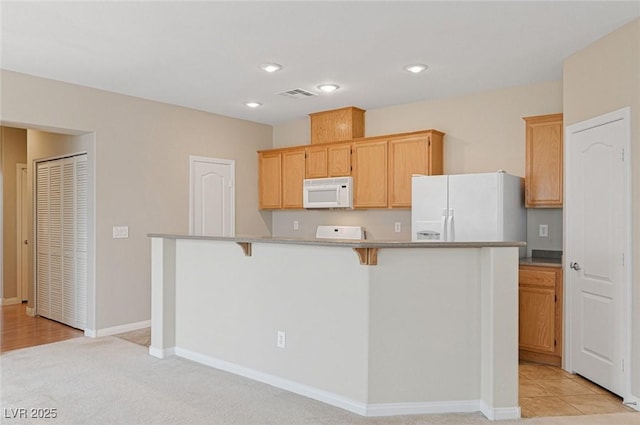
[0,125,95,334]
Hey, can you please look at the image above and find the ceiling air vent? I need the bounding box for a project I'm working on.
[278,88,317,99]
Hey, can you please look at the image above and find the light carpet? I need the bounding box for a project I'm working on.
[1,337,638,425]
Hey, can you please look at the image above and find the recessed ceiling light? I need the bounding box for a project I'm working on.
[403,64,429,73]
[260,63,282,73]
[317,83,340,93]
[245,101,262,108]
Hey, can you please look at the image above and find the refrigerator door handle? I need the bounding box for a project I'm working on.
[441,209,448,241]
[446,208,455,241]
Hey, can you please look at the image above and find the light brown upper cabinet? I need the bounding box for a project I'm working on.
[352,140,388,208]
[388,131,444,207]
[259,128,445,210]
[309,107,365,145]
[305,146,328,179]
[281,149,306,209]
[305,142,352,178]
[524,113,563,208]
[327,143,352,176]
[258,151,282,209]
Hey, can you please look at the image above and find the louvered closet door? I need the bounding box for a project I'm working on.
[36,154,87,330]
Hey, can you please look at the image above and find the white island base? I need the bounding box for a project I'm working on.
[149,235,523,420]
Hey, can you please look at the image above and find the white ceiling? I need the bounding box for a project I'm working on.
[1,1,638,125]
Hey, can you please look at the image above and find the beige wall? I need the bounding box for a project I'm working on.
[0,70,273,331]
[563,18,640,401]
[274,80,563,176]
[1,126,27,300]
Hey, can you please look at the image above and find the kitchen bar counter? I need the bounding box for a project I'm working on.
[148,233,525,265]
[149,234,522,420]
[148,233,525,248]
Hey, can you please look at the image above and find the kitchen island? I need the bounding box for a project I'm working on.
[148,234,525,420]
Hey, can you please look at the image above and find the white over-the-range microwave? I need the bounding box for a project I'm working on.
[303,177,353,209]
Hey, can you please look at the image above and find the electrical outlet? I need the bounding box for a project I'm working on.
[539,224,549,238]
[394,222,401,233]
[293,220,299,230]
[112,226,129,239]
[277,331,286,348]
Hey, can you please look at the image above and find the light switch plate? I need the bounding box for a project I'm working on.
[539,224,548,238]
[113,226,129,239]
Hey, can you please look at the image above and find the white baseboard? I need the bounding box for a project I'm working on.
[149,346,175,359]
[26,306,35,316]
[623,394,640,412]
[175,347,496,418]
[1,297,21,305]
[175,347,368,415]
[365,400,481,417]
[480,401,521,420]
[90,320,151,338]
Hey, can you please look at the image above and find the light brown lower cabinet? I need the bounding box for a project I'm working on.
[519,265,563,366]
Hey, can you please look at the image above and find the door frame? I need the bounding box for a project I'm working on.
[16,163,28,302]
[188,155,235,235]
[563,106,632,401]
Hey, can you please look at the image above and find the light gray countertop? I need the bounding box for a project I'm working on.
[148,233,526,249]
[519,257,563,268]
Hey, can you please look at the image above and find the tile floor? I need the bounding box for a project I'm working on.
[113,327,151,347]
[113,328,636,419]
[519,361,635,417]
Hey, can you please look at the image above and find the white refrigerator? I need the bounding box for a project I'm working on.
[411,172,526,245]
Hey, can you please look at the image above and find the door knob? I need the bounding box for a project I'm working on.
[570,262,581,271]
[24,240,28,245]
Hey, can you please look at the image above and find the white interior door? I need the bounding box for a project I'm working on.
[17,164,29,302]
[189,156,235,236]
[566,108,630,397]
[36,154,87,329]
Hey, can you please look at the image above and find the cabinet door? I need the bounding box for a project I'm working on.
[353,140,387,208]
[309,107,365,144]
[282,149,306,209]
[525,114,563,207]
[388,136,428,208]
[327,143,352,176]
[258,152,281,209]
[519,286,556,354]
[518,265,563,364]
[305,146,328,178]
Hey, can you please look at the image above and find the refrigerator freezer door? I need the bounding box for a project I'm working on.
[411,175,448,241]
